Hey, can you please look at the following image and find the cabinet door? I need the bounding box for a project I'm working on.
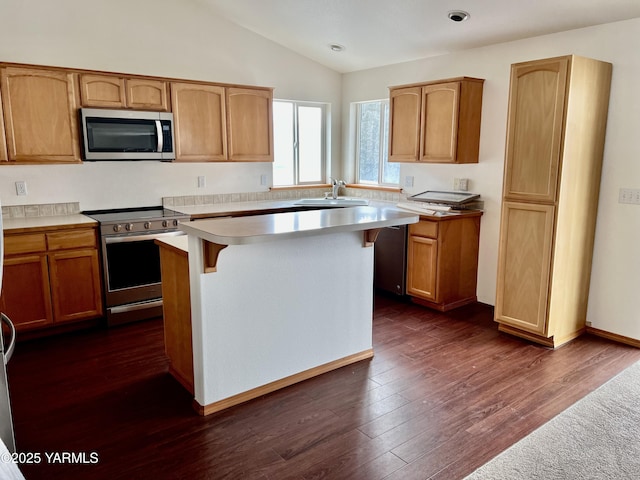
[0,255,53,331]
[49,248,103,323]
[0,87,7,162]
[171,82,227,162]
[226,87,273,162]
[495,202,555,335]
[79,74,126,108]
[126,78,170,111]
[388,86,421,162]
[503,58,569,203]
[0,67,81,163]
[420,82,459,163]
[406,235,438,301]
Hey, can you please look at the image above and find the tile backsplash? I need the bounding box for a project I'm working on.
[1,202,81,219]
[163,187,404,207]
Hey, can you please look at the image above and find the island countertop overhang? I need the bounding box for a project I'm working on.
[180,206,419,246]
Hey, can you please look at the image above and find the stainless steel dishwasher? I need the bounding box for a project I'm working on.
[373,224,407,295]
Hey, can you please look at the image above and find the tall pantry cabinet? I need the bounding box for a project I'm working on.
[495,55,612,348]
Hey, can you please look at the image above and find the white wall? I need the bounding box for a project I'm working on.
[342,18,640,340]
[0,0,342,210]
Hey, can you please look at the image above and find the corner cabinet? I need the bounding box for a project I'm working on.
[0,66,81,163]
[389,77,484,163]
[406,211,482,311]
[0,225,103,332]
[495,55,612,348]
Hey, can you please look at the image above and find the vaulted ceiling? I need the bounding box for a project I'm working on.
[195,0,640,72]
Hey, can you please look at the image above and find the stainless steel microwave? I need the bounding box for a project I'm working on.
[80,108,175,161]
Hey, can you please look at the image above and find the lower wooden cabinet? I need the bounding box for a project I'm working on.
[406,212,482,311]
[0,226,103,333]
[157,237,193,394]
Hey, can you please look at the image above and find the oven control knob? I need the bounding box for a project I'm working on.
[172,219,179,227]
[162,220,169,228]
[113,224,122,233]
[144,221,151,230]
[125,223,134,231]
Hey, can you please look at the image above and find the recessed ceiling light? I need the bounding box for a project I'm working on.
[448,10,470,22]
[329,44,345,52]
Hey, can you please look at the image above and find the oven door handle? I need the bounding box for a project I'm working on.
[104,231,185,244]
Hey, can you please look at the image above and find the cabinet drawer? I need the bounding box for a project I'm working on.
[47,229,97,251]
[4,233,47,255]
[409,221,438,239]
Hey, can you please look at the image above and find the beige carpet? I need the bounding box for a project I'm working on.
[465,361,640,479]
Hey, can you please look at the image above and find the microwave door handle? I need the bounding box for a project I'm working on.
[155,120,163,153]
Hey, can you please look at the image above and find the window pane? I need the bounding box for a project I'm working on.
[357,103,382,183]
[357,101,399,186]
[298,106,323,183]
[273,101,294,186]
[381,103,399,184]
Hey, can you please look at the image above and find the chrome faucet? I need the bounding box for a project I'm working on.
[330,178,346,199]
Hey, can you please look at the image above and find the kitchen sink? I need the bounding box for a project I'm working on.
[293,198,370,207]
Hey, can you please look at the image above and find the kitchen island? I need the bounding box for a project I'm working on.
[179,206,418,415]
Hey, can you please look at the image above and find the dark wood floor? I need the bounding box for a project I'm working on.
[7,293,640,480]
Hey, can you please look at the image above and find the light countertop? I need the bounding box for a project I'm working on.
[3,214,97,233]
[180,205,418,245]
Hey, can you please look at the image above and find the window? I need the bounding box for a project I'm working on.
[273,100,327,186]
[356,100,399,186]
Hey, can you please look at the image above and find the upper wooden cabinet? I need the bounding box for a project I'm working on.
[495,55,613,348]
[389,77,484,163]
[0,66,81,163]
[171,82,227,162]
[171,83,273,162]
[0,87,7,161]
[0,61,273,164]
[227,87,273,162]
[501,59,569,203]
[79,74,169,111]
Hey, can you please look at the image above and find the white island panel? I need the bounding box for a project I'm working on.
[189,231,374,410]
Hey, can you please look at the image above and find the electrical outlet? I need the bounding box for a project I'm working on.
[405,176,414,187]
[260,174,267,186]
[453,178,460,190]
[15,181,27,196]
[618,188,640,204]
[197,176,206,188]
[459,178,469,191]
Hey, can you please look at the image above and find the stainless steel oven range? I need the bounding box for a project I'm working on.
[83,207,190,326]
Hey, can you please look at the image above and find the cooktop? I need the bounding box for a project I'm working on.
[83,206,186,223]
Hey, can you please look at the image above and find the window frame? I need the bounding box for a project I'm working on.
[272,99,328,187]
[355,99,398,187]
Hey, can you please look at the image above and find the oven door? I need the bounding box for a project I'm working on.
[102,231,184,309]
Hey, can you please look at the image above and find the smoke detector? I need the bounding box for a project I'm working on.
[448,10,470,22]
